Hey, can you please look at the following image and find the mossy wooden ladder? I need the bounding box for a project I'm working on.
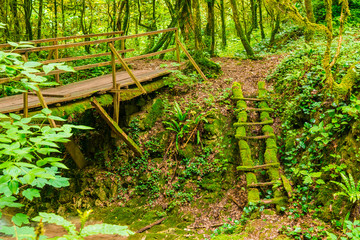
[232,81,292,211]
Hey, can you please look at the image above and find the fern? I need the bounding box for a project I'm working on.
[331,172,360,203]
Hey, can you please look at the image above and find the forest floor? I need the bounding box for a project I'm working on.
[1,55,316,240]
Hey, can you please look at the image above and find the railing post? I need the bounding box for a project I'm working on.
[175,29,180,63]
[108,43,147,94]
[113,83,120,124]
[120,32,125,58]
[111,42,117,89]
[23,91,28,118]
[54,41,61,84]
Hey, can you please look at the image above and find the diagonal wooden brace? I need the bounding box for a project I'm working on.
[91,98,143,157]
[108,43,147,94]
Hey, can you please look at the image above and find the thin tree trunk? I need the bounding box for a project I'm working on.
[206,0,215,56]
[229,0,255,58]
[37,0,43,39]
[61,0,65,34]
[258,0,265,39]
[10,0,20,41]
[193,0,202,50]
[304,0,315,42]
[23,0,33,40]
[220,0,226,48]
[54,0,58,37]
[269,13,280,46]
[0,0,10,41]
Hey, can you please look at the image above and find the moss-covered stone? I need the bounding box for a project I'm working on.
[281,175,293,197]
[258,89,267,99]
[265,138,277,149]
[240,148,254,166]
[258,101,269,109]
[236,127,246,137]
[246,173,258,185]
[179,144,195,159]
[142,99,164,130]
[236,100,247,110]
[264,148,278,164]
[232,82,244,98]
[237,111,247,122]
[260,112,271,121]
[258,81,266,90]
[212,234,248,240]
[268,167,281,182]
[262,125,274,135]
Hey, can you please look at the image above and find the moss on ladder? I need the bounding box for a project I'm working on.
[232,81,292,211]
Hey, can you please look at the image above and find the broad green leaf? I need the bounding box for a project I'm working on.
[36,160,48,167]
[8,180,19,194]
[0,196,23,208]
[5,166,21,178]
[23,173,36,184]
[37,148,60,155]
[48,177,69,188]
[33,212,77,235]
[12,213,30,226]
[57,64,75,72]
[82,224,134,237]
[9,113,21,120]
[48,115,66,121]
[50,162,68,169]
[24,61,42,68]
[22,188,40,201]
[8,42,19,47]
[0,226,35,238]
[43,64,55,74]
[0,175,11,184]
[41,108,52,115]
[70,125,93,130]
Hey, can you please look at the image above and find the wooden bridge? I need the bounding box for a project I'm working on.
[0,28,207,168]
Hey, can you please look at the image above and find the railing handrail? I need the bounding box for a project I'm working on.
[6,28,178,53]
[0,28,179,84]
[0,31,124,49]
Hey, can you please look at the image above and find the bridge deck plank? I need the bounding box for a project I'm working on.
[0,69,170,113]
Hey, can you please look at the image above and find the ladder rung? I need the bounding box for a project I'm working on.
[237,162,280,171]
[247,181,280,188]
[235,108,274,112]
[256,197,288,205]
[235,135,275,140]
[234,120,273,126]
[232,97,265,101]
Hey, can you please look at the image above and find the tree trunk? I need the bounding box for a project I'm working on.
[10,0,20,41]
[193,0,202,50]
[23,0,33,40]
[229,0,255,58]
[269,13,280,46]
[61,0,65,34]
[206,0,215,56]
[220,0,226,48]
[304,0,315,42]
[37,0,43,39]
[0,0,10,41]
[258,0,265,39]
[54,0,58,37]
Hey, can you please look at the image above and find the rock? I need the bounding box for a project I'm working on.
[95,185,108,201]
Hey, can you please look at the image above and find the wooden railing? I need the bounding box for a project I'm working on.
[0,28,208,168]
[0,31,124,49]
[0,28,207,118]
